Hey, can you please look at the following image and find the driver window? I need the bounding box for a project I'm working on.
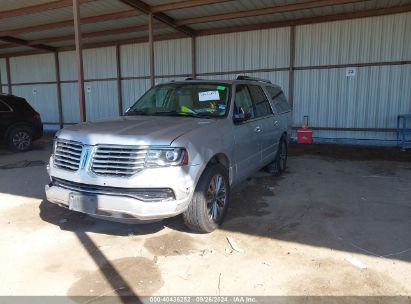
[234,85,255,119]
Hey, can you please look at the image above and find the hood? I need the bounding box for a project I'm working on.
[56,116,216,146]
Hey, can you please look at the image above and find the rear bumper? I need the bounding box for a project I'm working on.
[45,182,191,221]
[33,123,43,140]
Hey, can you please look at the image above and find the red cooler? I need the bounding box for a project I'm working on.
[297,128,313,144]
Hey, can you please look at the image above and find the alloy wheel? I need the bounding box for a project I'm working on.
[12,131,31,151]
[206,174,227,222]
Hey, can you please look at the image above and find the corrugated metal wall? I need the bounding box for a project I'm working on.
[293,65,411,140]
[120,38,192,112]
[155,38,192,76]
[120,42,149,112]
[197,28,290,73]
[12,84,59,124]
[196,27,291,102]
[59,47,118,123]
[1,12,410,142]
[7,54,60,131]
[293,12,411,141]
[295,13,411,66]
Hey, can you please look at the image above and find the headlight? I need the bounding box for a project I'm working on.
[145,148,188,167]
[53,137,58,154]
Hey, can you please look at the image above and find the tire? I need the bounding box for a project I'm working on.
[267,136,288,175]
[8,126,33,152]
[183,163,230,233]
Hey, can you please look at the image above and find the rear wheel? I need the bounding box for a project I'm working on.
[183,163,230,233]
[8,126,33,152]
[267,136,287,175]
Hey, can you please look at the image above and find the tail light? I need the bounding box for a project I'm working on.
[33,112,41,120]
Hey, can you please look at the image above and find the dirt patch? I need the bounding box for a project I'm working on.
[68,257,163,298]
[144,232,197,256]
[285,258,406,295]
[0,160,45,170]
[289,143,411,162]
[368,163,398,176]
[228,173,283,219]
[315,201,345,219]
[222,216,302,239]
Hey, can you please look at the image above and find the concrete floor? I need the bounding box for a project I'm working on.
[0,139,411,300]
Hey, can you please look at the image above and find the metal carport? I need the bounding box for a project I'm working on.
[0,0,410,144]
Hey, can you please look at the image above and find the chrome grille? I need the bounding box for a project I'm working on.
[91,145,148,177]
[54,140,83,171]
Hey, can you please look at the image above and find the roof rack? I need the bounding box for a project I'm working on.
[184,77,205,81]
[236,75,272,84]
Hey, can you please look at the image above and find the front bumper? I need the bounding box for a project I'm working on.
[45,181,191,221]
[45,148,203,221]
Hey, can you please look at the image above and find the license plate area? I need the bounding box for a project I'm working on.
[69,192,97,214]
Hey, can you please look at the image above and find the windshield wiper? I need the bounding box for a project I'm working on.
[153,111,212,119]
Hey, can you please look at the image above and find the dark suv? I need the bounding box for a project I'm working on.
[0,94,43,152]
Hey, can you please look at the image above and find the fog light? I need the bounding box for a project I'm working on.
[134,189,175,202]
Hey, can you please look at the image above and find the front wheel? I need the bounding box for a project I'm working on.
[183,163,230,233]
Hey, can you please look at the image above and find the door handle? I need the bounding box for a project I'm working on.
[254,126,262,133]
[274,121,279,127]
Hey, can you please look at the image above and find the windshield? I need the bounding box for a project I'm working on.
[126,83,231,118]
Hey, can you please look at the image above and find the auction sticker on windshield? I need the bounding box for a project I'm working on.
[199,90,220,102]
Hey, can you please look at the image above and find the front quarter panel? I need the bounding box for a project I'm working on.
[171,118,235,185]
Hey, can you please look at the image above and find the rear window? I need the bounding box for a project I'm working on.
[0,100,12,112]
[266,86,291,114]
[3,96,36,114]
[248,85,273,118]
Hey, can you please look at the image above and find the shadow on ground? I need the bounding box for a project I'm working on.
[39,200,165,237]
[2,139,411,266]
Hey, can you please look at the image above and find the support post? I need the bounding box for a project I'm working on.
[54,51,64,129]
[288,25,295,110]
[115,45,123,115]
[0,66,2,94]
[6,57,12,94]
[191,36,196,78]
[73,0,86,122]
[148,12,155,87]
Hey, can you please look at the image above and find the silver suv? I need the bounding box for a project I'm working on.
[45,76,291,232]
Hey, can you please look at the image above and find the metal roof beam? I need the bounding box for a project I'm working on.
[176,0,364,25]
[0,10,141,37]
[57,32,187,51]
[27,23,168,45]
[119,0,196,36]
[196,3,411,35]
[0,36,56,52]
[0,0,94,19]
[1,3,411,57]
[0,43,20,50]
[151,0,231,13]
[0,0,224,38]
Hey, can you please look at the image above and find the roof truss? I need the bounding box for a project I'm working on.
[119,0,196,36]
[0,0,410,56]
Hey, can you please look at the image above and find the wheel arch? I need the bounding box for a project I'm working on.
[4,122,34,141]
[282,131,289,143]
[201,152,231,184]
